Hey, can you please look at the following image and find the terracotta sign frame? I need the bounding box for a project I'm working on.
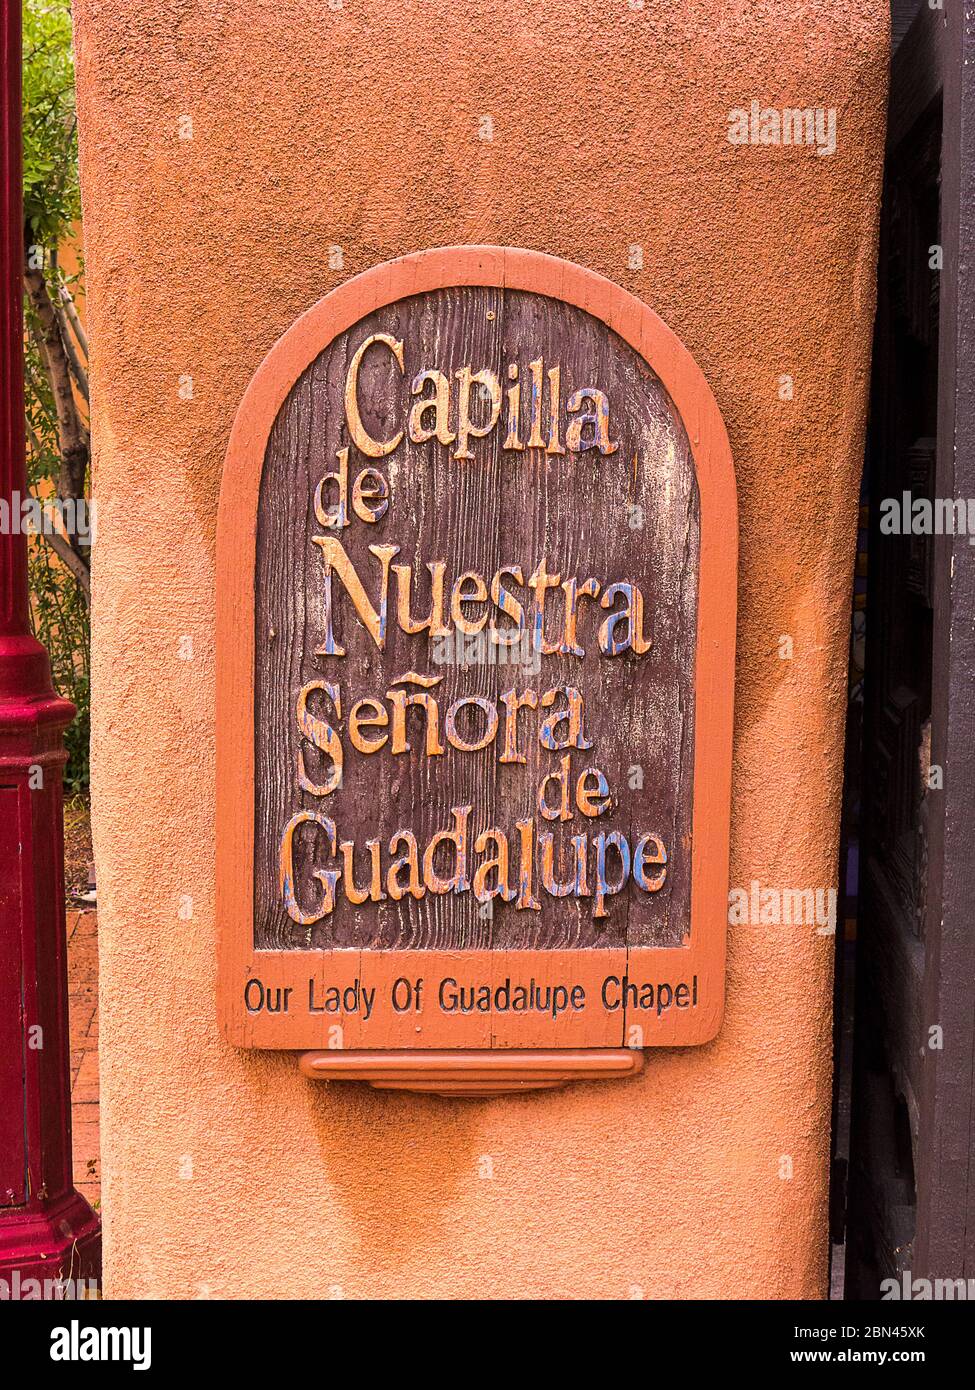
[216,246,737,1054]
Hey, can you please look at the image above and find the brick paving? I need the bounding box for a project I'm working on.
[66,908,100,1211]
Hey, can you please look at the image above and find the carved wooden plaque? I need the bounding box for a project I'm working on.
[217,248,736,1051]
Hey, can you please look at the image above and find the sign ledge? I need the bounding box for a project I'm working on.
[298,1047,645,1096]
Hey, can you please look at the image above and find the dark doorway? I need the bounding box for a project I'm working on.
[835,0,975,1298]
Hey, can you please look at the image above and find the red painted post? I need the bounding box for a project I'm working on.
[0,0,100,1291]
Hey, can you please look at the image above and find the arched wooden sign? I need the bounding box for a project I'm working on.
[216,247,736,1065]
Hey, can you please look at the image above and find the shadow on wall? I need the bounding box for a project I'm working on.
[302,1076,486,1257]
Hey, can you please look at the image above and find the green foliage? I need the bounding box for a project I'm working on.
[23,1,89,791]
[25,318,89,792]
[28,534,90,793]
[23,0,79,249]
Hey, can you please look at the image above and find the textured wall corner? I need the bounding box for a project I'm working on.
[74,0,888,1298]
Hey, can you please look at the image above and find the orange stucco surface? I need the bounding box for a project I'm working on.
[73,1,888,1298]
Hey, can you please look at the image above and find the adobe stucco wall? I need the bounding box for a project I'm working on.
[73,1,888,1298]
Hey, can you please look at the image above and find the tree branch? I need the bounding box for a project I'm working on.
[23,254,89,503]
[53,298,89,403]
[58,281,89,359]
[38,520,91,604]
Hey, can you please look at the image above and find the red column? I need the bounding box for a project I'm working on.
[0,0,99,1290]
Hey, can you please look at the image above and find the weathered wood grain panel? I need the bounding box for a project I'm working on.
[253,286,699,955]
